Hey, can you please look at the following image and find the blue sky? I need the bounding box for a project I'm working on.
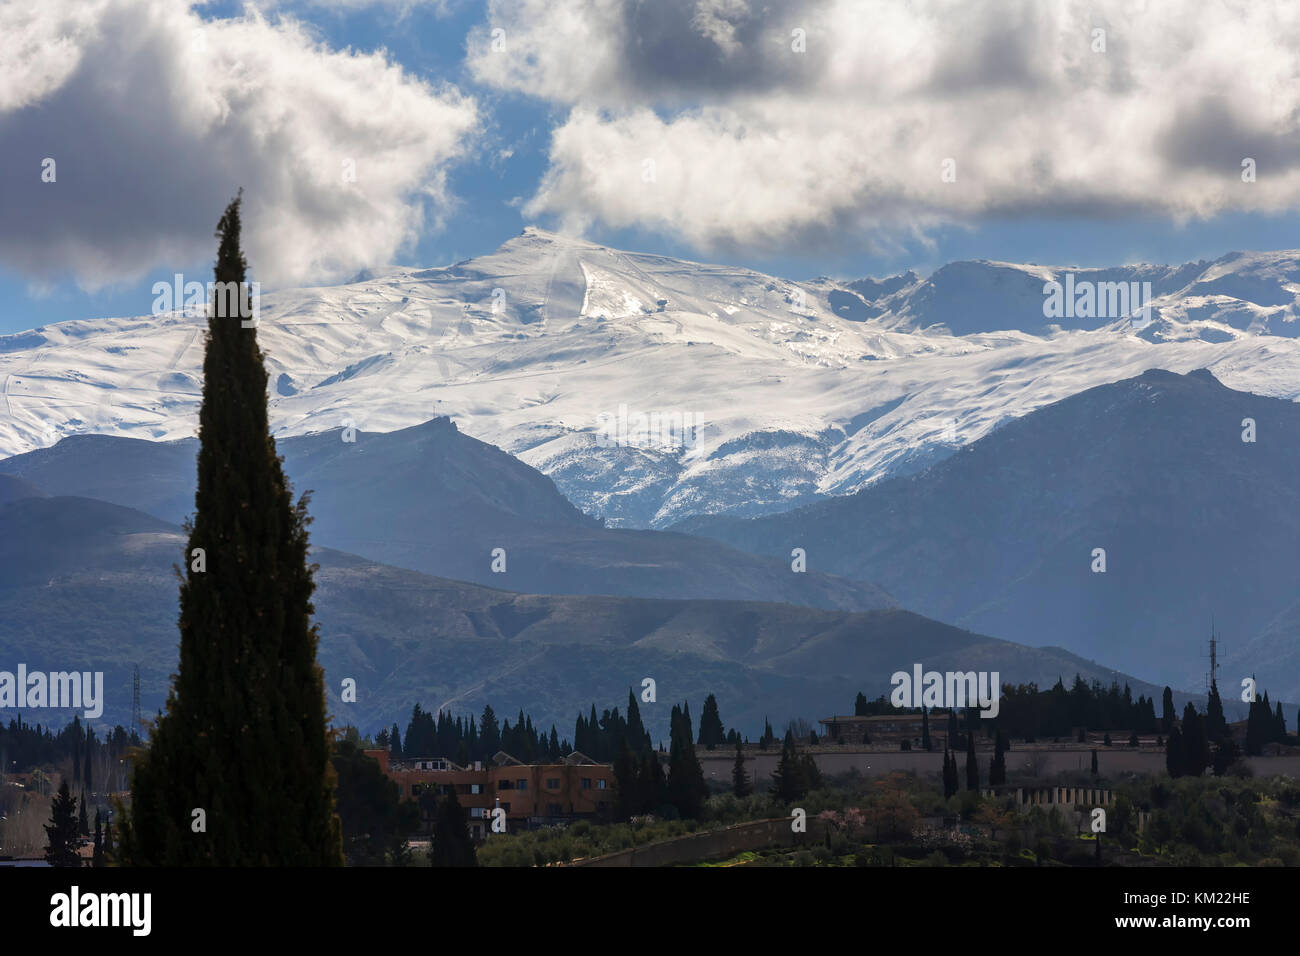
[2,0,1298,335]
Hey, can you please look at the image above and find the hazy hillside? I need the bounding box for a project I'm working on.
[0,479,1176,739]
[678,369,1300,695]
[0,417,892,610]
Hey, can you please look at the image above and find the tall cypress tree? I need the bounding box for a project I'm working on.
[119,195,342,865]
[1160,687,1174,734]
[1166,725,1184,777]
[667,703,708,818]
[626,688,650,755]
[1205,680,1228,742]
[697,694,726,750]
[45,780,80,867]
[988,730,1006,785]
[731,738,752,798]
[430,789,476,867]
[1181,703,1209,777]
[942,747,958,799]
[92,810,105,867]
[965,724,979,790]
[770,731,806,804]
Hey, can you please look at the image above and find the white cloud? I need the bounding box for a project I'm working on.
[467,0,1300,251]
[0,0,479,291]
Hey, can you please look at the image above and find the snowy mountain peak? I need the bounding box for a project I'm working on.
[3,233,1300,528]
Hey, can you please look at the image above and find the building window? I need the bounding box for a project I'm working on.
[470,807,485,819]
[517,779,528,790]
[581,778,592,790]
[470,784,482,795]
[547,803,563,816]
[597,779,607,790]
[546,778,560,789]
[498,780,514,790]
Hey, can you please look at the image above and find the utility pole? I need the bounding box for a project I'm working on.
[132,665,142,738]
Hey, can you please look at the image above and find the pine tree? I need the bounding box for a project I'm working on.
[119,194,342,866]
[44,780,80,867]
[390,723,403,759]
[731,738,751,798]
[430,789,476,867]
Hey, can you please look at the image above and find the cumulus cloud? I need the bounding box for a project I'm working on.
[0,0,478,290]
[467,0,1300,251]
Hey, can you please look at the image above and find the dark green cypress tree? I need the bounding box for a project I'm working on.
[430,789,476,867]
[119,194,342,866]
[988,731,1006,785]
[78,789,90,837]
[1245,695,1264,755]
[390,723,403,759]
[92,809,105,867]
[965,722,978,790]
[1161,687,1174,734]
[613,740,639,821]
[800,751,823,792]
[1091,749,1099,775]
[854,691,868,716]
[639,750,667,814]
[44,780,80,867]
[667,703,708,818]
[1274,700,1287,741]
[769,732,806,804]
[697,694,726,750]
[1181,703,1209,776]
[83,743,93,794]
[1166,725,1184,777]
[921,706,932,751]
[942,748,958,799]
[1205,680,1227,742]
[626,688,650,755]
[480,705,500,757]
[731,738,752,798]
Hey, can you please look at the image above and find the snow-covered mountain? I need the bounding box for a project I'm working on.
[3,228,1300,527]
